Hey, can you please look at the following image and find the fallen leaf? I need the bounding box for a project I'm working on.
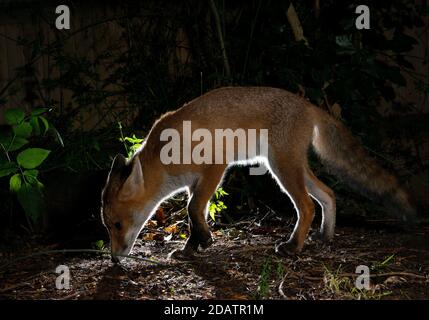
[331,103,342,119]
[155,208,167,225]
[146,220,158,228]
[143,233,156,241]
[164,225,177,234]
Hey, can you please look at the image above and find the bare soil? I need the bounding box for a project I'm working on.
[1,215,428,300]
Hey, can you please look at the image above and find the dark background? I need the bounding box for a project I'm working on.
[0,0,428,247]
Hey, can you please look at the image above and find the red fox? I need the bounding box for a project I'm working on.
[101,87,416,261]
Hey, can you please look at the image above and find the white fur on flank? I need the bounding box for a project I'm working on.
[121,134,333,256]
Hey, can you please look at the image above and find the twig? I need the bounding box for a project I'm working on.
[0,273,42,293]
[57,292,81,300]
[366,219,403,223]
[215,219,256,228]
[339,271,427,280]
[0,280,32,293]
[0,143,11,162]
[278,273,289,299]
[291,271,427,282]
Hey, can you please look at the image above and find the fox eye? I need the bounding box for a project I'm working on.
[114,222,122,231]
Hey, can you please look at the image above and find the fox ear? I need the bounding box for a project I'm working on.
[111,154,127,172]
[120,156,144,199]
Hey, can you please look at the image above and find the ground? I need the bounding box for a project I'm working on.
[1,212,429,300]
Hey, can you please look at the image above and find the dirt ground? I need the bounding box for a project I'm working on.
[1,213,429,300]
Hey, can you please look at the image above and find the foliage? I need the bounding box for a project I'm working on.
[209,187,229,221]
[0,107,55,228]
[254,258,286,299]
[118,122,145,159]
[371,254,395,272]
[92,239,106,251]
[0,0,427,233]
[256,258,272,299]
[323,264,393,300]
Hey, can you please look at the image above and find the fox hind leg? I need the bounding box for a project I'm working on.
[269,154,315,254]
[304,167,336,242]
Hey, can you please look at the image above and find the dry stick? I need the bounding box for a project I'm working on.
[0,282,31,293]
[57,292,81,300]
[278,273,289,299]
[215,219,256,228]
[209,0,231,79]
[297,271,427,282]
[338,271,427,280]
[0,273,42,293]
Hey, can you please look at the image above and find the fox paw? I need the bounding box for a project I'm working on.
[315,230,334,243]
[200,236,213,250]
[275,240,302,256]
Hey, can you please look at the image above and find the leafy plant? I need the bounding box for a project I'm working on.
[323,264,392,300]
[0,107,52,228]
[118,122,144,159]
[256,258,272,299]
[276,261,285,280]
[209,187,229,221]
[92,239,106,251]
[371,254,395,272]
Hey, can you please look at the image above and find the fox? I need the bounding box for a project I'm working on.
[101,86,416,262]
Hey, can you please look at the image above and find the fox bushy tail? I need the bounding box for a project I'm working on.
[310,107,416,222]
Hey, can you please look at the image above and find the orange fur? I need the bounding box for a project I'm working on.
[101,87,415,260]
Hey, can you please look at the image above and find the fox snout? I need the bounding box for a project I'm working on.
[111,247,129,263]
[110,239,131,263]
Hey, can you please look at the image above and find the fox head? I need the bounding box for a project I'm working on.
[101,154,149,262]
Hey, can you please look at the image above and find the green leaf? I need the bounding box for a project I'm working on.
[335,35,353,48]
[93,140,100,151]
[209,203,216,221]
[13,121,33,138]
[17,183,45,225]
[0,136,29,152]
[335,35,355,55]
[29,117,41,135]
[9,173,22,192]
[215,187,229,198]
[0,162,18,177]
[17,148,51,169]
[51,126,64,147]
[5,108,25,125]
[31,107,49,116]
[92,240,105,250]
[23,169,38,178]
[38,116,49,134]
[23,169,39,184]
